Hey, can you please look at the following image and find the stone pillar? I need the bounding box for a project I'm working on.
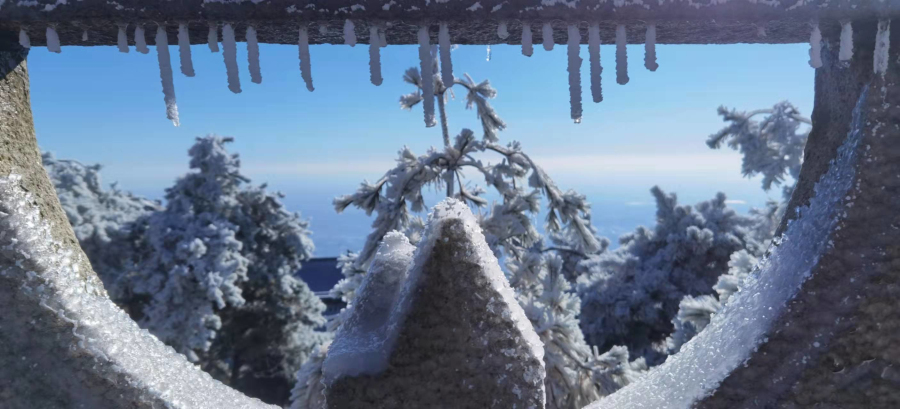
[699,19,900,408]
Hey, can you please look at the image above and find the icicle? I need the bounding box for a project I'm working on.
[117,24,129,53]
[542,22,554,51]
[344,20,357,47]
[208,22,220,52]
[178,23,195,77]
[522,22,533,57]
[298,27,315,92]
[369,25,383,86]
[874,19,891,76]
[645,24,658,72]
[155,25,180,127]
[18,29,31,49]
[378,27,387,47]
[82,30,88,42]
[616,24,629,85]
[247,26,262,84]
[135,25,149,54]
[439,23,454,86]
[418,25,436,127]
[222,23,242,93]
[319,23,328,36]
[497,21,509,40]
[809,22,822,69]
[46,26,61,53]
[486,45,491,61]
[567,25,582,124]
[839,21,854,61]
[588,23,602,103]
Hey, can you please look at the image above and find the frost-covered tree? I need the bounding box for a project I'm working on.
[577,187,769,365]
[296,64,630,409]
[42,151,161,293]
[661,101,811,355]
[120,136,327,406]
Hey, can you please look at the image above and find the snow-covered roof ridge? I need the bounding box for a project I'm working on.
[0,173,276,409]
[584,84,869,409]
[325,198,546,408]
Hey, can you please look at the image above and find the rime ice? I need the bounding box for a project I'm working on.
[369,25,383,86]
[178,23,196,77]
[542,22,554,51]
[117,24,129,53]
[645,24,658,71]
[616,24,629,85]
[809,23,823,69]
[567,24,582,124]
[439,23,454,86]
[155,26,180,127]
[344,19,357,47]
[589,23,603,103]
[18,28,30,49]
[299,27,315,92]
[46,26,60,53]
[222,23,242,93]
[522,22,534,57]
[208,22,220,52]
[135,24,149,54]
[874,20,890,75]
[418,25,436,127]
[247,26,262,84]
[840,21,854,61]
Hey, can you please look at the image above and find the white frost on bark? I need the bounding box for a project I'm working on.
[156,26,180,127]
[222,23,242,93]
[567,24,582,124]
[616,24,629,85]
[247,26,262,84]
[299,27,315,92]
[589,23,602,103]
[439,23,454,86]
[178,23,195,77]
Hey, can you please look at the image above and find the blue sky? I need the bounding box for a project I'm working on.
[28,39,814,255]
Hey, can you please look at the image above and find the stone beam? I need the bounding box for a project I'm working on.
[0,0,898,47]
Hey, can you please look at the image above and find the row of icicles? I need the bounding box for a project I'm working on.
[18,19,877,126]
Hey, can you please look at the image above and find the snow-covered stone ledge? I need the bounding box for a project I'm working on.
[322,200,546,408]
[1,0,898,47]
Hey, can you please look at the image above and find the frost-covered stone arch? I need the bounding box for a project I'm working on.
[1,1,900,408]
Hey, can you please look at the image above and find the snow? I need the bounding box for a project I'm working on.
[46,26,60,53]
[155,26,180,127]
[588,23,602,103]
[246,26,262,84]
[839,21,854,61]
[522,22,533,57]
[616,24,629,85]
[567,24,582,124]
[368,26,383,86]
[298,27,315,92]
[0,174,276,409]
[497,21,509,40]
[222,23,242,93]
[439,23,454,86]
[874,20,890,75]
[135,25,149,54]
[321,232,415,385]
[344,19,357,47]
[207,22,220,52]
[18,29,30,49]
[586,85,868,409]
[117,24,128,53]
[178,23,195,77]
[542,22,554,51]
[808,23,822,69]
[418,25,436,127]
[645,24,658,72]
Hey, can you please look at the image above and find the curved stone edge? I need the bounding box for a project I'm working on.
[0,40,277,409]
